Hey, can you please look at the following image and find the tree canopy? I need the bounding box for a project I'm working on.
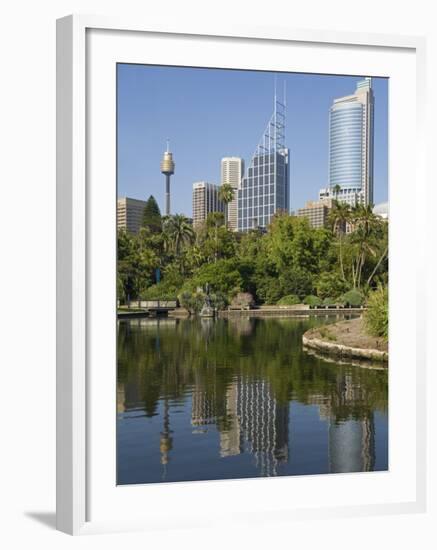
[118,206,388,307]
[142,195,162,233]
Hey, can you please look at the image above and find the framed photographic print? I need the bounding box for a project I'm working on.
[56,15,427,535]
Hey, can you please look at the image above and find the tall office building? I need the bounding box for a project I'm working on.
[192,181,224,229]
[323,77,374,207]
[221,157,244,231]
[297,198,334,229]
[117,197,148,234]
[237,91,290,232]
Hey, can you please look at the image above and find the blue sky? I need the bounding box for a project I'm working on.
[117,64,388,215]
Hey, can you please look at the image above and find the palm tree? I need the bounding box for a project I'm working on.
[218,183,235,229]
[205,211,225,263]
[331,183,342,201]
[351,204,377,236]
[163,214,195,257]
[328,200,350,280]
[348,204,381,288]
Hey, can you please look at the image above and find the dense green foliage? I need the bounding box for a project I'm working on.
[303,295,322,307]
[142,195,162,233]
[277,294,300,306]
[218,183,235,228]
[118,203,388,308]
[364,285,388,340]
[340,289,364,307]
[179,290,228,313]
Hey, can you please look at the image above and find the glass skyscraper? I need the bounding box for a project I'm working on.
[324,77,374,206]
[238,93,290,231]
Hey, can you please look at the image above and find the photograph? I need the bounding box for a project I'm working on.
[116,64,389,485]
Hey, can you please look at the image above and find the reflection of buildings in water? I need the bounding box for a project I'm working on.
[328,415,375,473]
[191,379,217,430]
[236,378,289,476]
[160,399,173,479]
[219,384,241,457]
[318,372,376,473]
[190,376,289,475]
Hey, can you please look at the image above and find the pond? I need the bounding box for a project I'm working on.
[117,315,388,484]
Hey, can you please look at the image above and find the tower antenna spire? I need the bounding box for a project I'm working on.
[274,74,277,107]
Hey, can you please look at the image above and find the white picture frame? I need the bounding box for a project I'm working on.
[56,14,427,535]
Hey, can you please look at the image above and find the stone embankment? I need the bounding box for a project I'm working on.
[302,317,388,363]
[219,305,365,317]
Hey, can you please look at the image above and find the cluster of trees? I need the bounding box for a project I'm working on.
[117,194,388,312]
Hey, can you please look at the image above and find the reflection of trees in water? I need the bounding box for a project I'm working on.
[117,317,387,474]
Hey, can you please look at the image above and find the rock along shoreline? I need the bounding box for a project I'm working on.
[302,317,388,363]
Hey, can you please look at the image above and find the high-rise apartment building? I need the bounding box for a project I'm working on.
[192,181,224,229]
[323,77,374,207]
[297,198,334,229]
[117,197,148,234]
[221,157,244,231]
[238,92,290,232]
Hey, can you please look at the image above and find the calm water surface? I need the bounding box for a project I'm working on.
[117,315,388,484]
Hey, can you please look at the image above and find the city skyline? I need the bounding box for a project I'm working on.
[117,65,388,218]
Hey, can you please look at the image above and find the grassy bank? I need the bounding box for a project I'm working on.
[302,317,388,363]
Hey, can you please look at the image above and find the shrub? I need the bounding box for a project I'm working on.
[304,295,322,307]
[322,297,338,306]
[316,272,348,299]
[364,285,388,339]
[117,275,126,303]
[141,282,178,301]
[178,291,205,314]
[210,291,228,311]
[278,267,314,299]
[341,289,364,307]
[255,277,282,305]
[277,294,300,306]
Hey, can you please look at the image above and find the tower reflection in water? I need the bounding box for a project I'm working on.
[117,317,385,483]
[317,372,376,473]
[191,378,289,477]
